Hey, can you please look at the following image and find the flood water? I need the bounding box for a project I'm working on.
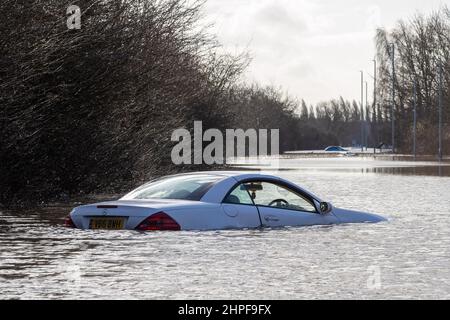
[1,158,450,300]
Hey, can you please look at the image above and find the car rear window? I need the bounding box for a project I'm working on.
[121,174,224,201]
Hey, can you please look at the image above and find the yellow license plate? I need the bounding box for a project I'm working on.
[89,218,125,230]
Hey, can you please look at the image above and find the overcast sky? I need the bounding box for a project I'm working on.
[204,0,447,105]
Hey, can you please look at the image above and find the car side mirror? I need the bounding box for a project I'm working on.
[319,202,333,215]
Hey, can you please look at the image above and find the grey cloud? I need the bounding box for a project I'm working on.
[255,3,308,33]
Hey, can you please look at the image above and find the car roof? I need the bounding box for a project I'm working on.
[180,171,324,204]
[124,171,324,204]
[172,171,280,180]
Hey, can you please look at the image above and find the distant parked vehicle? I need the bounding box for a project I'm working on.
[324,146,356,157]
[325,146,348,152]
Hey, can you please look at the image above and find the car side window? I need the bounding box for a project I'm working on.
[224,184,254,205]
[244,181,317,213]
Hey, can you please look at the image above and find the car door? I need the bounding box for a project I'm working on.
[221,183,262,229]
[247,181,338,227]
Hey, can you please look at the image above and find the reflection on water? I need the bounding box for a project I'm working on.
[237,157,450,177]
[292,165,450,177]
[1,158,450,299]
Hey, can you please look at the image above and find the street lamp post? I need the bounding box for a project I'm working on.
[365,81,369,151]
[373,59,377,153]
[390,43,396,154]
[438,62,443,161]
[360,71,364,153]
[413,80,417,160]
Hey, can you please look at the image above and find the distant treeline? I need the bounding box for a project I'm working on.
[0,1,448,205]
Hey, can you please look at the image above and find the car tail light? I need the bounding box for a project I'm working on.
[136,212,181,231]
[64,215,76,228]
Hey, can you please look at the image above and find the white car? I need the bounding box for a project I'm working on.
[65,172,386,231]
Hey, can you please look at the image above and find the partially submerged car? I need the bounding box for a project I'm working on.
[65,172,386,231]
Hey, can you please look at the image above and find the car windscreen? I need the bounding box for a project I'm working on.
[121,175,224,201]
